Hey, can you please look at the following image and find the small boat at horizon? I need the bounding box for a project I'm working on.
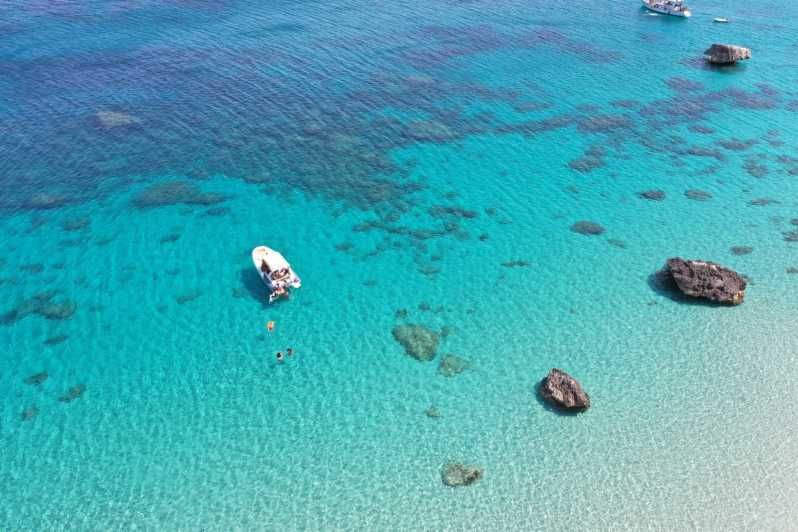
[642,0,692,18]
[252,245,302,303]
[713,17,729,23]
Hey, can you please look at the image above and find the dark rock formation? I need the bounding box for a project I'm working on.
[438,355,471,377]
[570,221,605,236]
[392,324,440,361]
[501,260,531,268]
[441,463,483,487]
[685,189,712,201]
[749,198,778,206]
[24,371,48,386]
[44,334,69,346]
[175,290,202,304]
[58,384,86,403]
[638,190,666,201]
[61,217,90,231]
[133,181,227,208]
[661,257,746,304]
[704,44,752,65]
[730,246,753,256]
[1,291,77,325]
[539,368,590,411]
[21,406,39,421]
[425,406,441,418]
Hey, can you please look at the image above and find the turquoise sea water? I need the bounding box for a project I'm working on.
[2,0,798,529]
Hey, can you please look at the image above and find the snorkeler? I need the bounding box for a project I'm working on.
[276,351,284,362]
[286,347,294,357]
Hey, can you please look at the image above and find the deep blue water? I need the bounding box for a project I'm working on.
[2,1,798,529]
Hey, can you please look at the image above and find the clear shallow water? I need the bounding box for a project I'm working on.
[2,0,798,529]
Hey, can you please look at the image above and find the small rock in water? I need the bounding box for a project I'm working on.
[24,371,49,386]
[685,189,712,201]
[638,190,666,201]
[730,246,753,256]
[570,221,605,236]
[175,290,202,305]
[749,198,778,206]
[392,324,440,361]
[20,263,44,274]
[61,217,90,231]
[438,355,471,377]
[539,368,591,411]
[660,257,747,304]
[21,405,39,421]
[783,230,798,242]
[394,308,408,320]
[441,463,483,487]
[58,384,86,403]
[44,334,69,346]
[39,301,77,320]
[607,239,626,249]
[424,406,441,418]
[501,259,531,268]
[786,267,798,274]
[160,233,181,244]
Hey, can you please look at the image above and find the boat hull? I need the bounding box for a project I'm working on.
[642,0,691,17]
[251,246,301,302]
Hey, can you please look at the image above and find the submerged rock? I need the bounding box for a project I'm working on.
[21,406,39,421]
[441,463,483,487]
[539,368,591,411]
[685,189,712,201]
[58,384,86,403]
[392,324,440,361]
[133,181,227,208]
[425,406,441,418]
[44,334,69,346]
[24,371,48,386]
[39,301,77,320]
[61,217,90,232]
[96,110,140,128]
[661,257,747,304]
[730,246,753,256]
[438,355,471,377]
[638,190,666,201]
[1,291,76,325]
[570,220,605,236]
[704,44,752,65]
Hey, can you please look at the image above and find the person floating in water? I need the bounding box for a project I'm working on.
[286,347,294,357]
[276,351,284,363]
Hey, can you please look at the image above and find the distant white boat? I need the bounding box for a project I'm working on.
[713,17,729,23]
[252,246,301,303]
[642,0,692,17]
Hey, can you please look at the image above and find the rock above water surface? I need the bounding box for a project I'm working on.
[662,257,747,305]
[441,463,483,487]
[704,44,752,65]
[539,368,590,411]
[392,324,440,361]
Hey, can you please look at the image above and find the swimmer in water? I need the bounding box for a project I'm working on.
[286,347,294,357]
[276,351,284,362]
